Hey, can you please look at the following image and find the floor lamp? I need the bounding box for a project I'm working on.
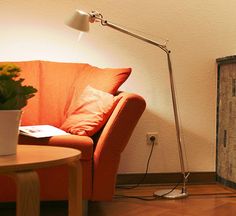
[66,10,189,199]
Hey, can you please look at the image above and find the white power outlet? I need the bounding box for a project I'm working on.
[146,132,158,145]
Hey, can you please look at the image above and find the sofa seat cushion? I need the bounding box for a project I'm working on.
[19,134,94,160]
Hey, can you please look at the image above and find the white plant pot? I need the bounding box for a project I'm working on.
[0,110,22,155]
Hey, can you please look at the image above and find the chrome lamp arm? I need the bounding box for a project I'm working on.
[66,10,189,199]
[89,11,169,53]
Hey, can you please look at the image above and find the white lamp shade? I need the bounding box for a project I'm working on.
[66,10,90,32]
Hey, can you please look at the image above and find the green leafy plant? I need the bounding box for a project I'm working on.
[0,64,37,110]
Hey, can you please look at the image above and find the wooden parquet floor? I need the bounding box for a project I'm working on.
[88,183,236,216]
[1,183,236,215]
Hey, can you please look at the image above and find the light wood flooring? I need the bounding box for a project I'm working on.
[1,183,236,215]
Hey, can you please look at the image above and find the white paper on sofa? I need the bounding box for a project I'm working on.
[19,125,69,138]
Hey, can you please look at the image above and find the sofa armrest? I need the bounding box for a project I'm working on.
[91,92,146,200]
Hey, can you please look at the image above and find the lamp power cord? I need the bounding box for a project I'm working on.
[116,136,156,190]
[114,137,184,201]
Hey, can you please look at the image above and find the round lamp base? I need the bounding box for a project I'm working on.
[154,189,188,199]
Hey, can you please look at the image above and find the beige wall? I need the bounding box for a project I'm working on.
[1,0,235,173]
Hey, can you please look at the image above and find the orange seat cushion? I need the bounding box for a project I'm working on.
[19,134,94,160]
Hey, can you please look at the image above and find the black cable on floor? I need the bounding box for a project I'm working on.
[114,135,188,201]
[114,194,158,201]
[116,138,156,190]
[114,182,181,201]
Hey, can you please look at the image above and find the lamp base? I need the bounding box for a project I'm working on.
[154,189,188,199]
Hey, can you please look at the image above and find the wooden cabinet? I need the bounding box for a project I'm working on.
[216,55,236,188]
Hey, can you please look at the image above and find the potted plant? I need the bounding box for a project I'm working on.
[0,64,37,155]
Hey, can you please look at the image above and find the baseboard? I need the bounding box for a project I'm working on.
[216,175,236,189]
[116,172,216,185]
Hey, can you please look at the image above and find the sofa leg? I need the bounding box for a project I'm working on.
[83,200,88,216]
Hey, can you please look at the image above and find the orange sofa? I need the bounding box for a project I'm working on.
[0,60,146,202]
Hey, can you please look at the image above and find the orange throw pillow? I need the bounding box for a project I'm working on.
[61,85,121,136]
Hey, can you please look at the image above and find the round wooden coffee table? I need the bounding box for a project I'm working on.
[0,145,82,216]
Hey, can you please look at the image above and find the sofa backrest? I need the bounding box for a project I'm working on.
[2,61,131,127]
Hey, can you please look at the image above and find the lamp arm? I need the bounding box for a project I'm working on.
[103,21,170,54]
[167,52,189,191]
[104,20,188,181]
[89,11,169,53]
[92,12,189,189]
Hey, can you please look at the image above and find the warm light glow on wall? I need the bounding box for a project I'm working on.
[2,0,235,174]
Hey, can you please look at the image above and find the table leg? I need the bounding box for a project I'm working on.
[12,171,40,216]
[68,160,82,216]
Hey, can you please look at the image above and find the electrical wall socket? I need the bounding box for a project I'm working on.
[146,132,158,145]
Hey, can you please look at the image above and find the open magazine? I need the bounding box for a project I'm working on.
[19,125,69,138]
